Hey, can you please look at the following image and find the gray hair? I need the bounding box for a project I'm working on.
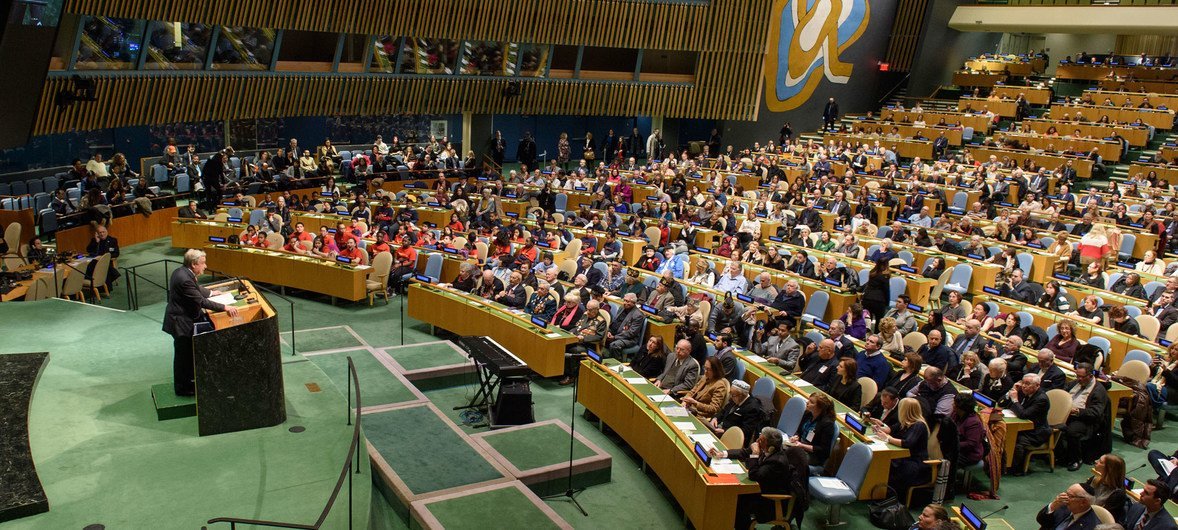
[1022,373,1041,385]
[759,427,784,453]
[459,262,476,274]
[184,249,207,267]
[564,293,581,305]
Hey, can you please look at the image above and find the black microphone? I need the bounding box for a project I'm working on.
[1127,462,1148,477]
[978,505,1009,520]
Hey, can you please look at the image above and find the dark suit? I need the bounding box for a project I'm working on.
[728,447,795,527]
[163,267,227,395]
[1003,388,1050,469]
[1123,503,1178,530]
[917,343,955,371]
[86,235,121,287]
[822,100,840,130]
[1030,363,1068,391]
[1058,380,1110,466]
[1035,506,1099,530]
[715,396,767,448]
[950,333,990,359]
[499,283,527,309]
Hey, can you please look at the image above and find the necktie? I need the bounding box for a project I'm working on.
[1136,513,1149,530]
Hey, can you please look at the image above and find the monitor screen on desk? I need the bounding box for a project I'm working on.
[959,504,986,530]
[736,294,753,304]
[227,217,242,223]
[693,442,711,467]
[584,348,602,363]
[972,391,995,409]
[813,319,830,331]
[208,236,226,243]
[336,256,352,264]
[640,304,659,314]
[844,413,866,435]
[530,316,548,328]
[414,274,433,283]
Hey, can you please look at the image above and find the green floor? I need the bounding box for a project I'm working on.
[481,422,597,471]
[383,341,469,372]
[364,405,505,495]
[307,348,421,408]
[422,486,563,530]
[10,234,1178,529]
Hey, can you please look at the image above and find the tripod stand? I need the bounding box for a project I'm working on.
[543,354,589,516]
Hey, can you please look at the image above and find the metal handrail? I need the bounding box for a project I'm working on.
[205,356,362,530]
[876,72,912,106]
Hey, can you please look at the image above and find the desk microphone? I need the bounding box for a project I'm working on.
[1127,462,1148,477]
[978,505,1009,520]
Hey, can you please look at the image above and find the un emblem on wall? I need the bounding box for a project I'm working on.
[764,0,870,112]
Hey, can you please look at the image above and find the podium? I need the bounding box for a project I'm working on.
[193,280,286,436]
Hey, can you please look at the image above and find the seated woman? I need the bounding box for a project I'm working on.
[791,393,838,474]
[878,317,904,357]
[967,303,996,334]
[912,504,951,530]
[1083,454,1128,525]
[875,397,930,495]
[978,358,1013,401]
[989,312,1022,339]
[1038,280,1072,313]
[1045,320,1079,363]
[827,358,863,409]
[629,336,667,380]
[947,351,983,390]
[838,302,871,340]
[1047,232,1073,273]
[951,393,987,495]
[681,357,730,421]
[883,352,924,400]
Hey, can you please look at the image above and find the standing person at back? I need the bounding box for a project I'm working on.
[822,97,840,132]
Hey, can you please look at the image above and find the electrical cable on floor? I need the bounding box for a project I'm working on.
[459,409,485,426]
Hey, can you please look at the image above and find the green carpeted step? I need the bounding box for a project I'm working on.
[282,327,364,353]
[306,349,421,408]
[480,422,597,471]
[365,405,505,496]
[385,342,468,372]
[412,483,566,530]
[150,382,195,421]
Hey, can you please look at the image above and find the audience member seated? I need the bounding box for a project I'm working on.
[791,393,837,473]
[713,427,800,529]
[874,397,931,494]
[753,320,801,372]
[1002,373,1049,476]
[1029,349,1067,391]
[865,386,902,433]
[1083,454,1128,525]
[798,339,840,389]
[681,357,730,421]
[1035,483,1099,530]
[653,339,700,397]
[917,329,954,371]
[1123,479,1177,530]
[1056,363,1109,472]
[856,334,891,389]
[978,358,1014,401]
[948,351,983,390]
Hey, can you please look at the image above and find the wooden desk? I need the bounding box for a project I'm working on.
[823,133,933,159]
[1085,90,1178,111]
[953,72,1007,88]
[959,97,1018,118]
[847,120,964,145]
[1128,163,1178,186]
[171,219,248,249]
[879,109,993,132]
[407,283,576,377]
[577,360,757,529]
[992,86,1052,105]
[965,146,1093,178]
[1021,119,1150,147]
[737,351,907,500]
[56,206,180,254]
[1099,79,1178,95]
[992,132,1122,163]
[1057,64,1178,82]
[202,244,369,302]
[1048,103,1175,130]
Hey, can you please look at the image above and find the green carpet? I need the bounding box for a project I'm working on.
[365,405,504,495]
[422,486,563,530]
[482,423,596,471]
[285,327,364,352]
[0,298,367,529]
[307,349,420,407]
[385,342,469,372]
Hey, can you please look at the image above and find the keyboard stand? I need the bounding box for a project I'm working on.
[454,360,499,428]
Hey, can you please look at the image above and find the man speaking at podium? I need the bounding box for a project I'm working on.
[164,249,239,396]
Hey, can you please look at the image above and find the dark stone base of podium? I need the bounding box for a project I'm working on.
[0,352,50,523]
[194,315,286,436]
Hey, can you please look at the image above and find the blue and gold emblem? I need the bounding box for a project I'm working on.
[764,0,870,112]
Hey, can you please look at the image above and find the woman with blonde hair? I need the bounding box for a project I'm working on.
[878,317,904,356]
[1083,454,1128,524]
[681,357,730,421]
[875,397,931,493]
[1078,224,1110,267]
[1047,231,1073,273]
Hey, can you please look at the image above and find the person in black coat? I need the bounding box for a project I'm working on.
[1057,364,1110,471]
[876,397,930,494]
[792,394,838,471]
[516,132,537,170]
[715,427,797,529]
[1123,479,1178,530]
[164,249,239,396]
[201,151,227,208]
[1002,373,1050,475]
[85,225,121,289]
[1028,350,1068,391]
[861,260,892,324]
[822,97,840,131]
[708,379,767,447]
[798,339,840,390]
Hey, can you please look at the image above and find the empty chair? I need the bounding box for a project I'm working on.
[808,443,873,526]
[1087,336,1111,356]
[1015,311,1033,329]
[1015,252,1033,276]
[951,192,968,211]
[776,396,807,438]
[41,175,59,191]
[60,268,86,302]
[750,377,776,404]
[227,207,244,219]
[719,427,745,451]
[152,164,168,183]
[1122,349,1154,367]
[32,192,50,213]
[801,291,826,324]
[1119,233,1136,260]
[82,253,112,301]
[903,331,928,351]
[1116,359,1150,384]
[39,208,57,235]
[176,174,190,193]
[10,180,27,196]
[422,252,443,282]
[554,193,568,213]
[366,252,393,305]
[248,209,266,226]
[858,377,878,409]
[25,179,43,195]
[888,277,908,306]
[24,275,52,301]
[897,250,913,266]
[876,226,892,239]
[1106,272,1123,291]
[1137,314,1161,342]
[943,264,973,295]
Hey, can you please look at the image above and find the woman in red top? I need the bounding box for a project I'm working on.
[283,235,308,254]
[447,213,465,233]
[389,241,418,295]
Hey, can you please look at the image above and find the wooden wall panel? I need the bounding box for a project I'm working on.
[884,0,928,73]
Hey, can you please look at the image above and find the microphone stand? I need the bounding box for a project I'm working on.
[542,352,589,516]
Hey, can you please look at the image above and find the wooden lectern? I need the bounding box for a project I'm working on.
[193,280,286,436]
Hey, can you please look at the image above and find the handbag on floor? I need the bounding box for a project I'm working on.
[868,487,914,530]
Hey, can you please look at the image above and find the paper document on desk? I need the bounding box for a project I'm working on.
[673,421,697,431]
[208,293,237,307]
[625,377,648,384]
[1160,458,1177,476]
[647,394,674,403]
[711,463,745,474]
[689,434,716,450]
[793,379,814,387]
[869,441,890,451]
[1001,409,1016,418]
[662,406,690,417]
[544,333,563,338]
[744,354,768,363]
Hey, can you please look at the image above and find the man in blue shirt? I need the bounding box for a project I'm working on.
[856,335,891,389]
[713,260,749,296]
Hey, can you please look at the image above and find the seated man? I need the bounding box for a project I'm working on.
[916,329,954,371]
[1126,479,1178,530]
[524,280,558,322]
[1002,373,1050,476]
[1056,363,1109,471]
[864,386,902,433]
[798,339,839,390]
[654,339,700,397]
[711,333,738,381]
[856,334,891,389]
[753,320,801,372]
[1035,483,1100,530]
[1028,349,1067,391]
[768,279,806,327]
[85,225,121,289]
[950,319,991,361]
[906,367,955,423]
[606,293,645,359]
[707,379,767,447]
[494,271,528,309]
[713,260,749,296]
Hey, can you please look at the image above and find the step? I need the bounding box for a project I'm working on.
[409,482,571,530]
[470,419,612,497]
[151,382,196,421]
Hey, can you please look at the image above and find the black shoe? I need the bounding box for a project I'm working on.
[558,377,573,386]
[1067,462,1082,472]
